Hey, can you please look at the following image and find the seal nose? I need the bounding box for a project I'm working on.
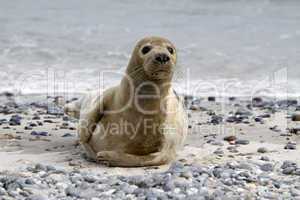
[155,53,170,64]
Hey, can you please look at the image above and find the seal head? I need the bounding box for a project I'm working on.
[127,36,177,81]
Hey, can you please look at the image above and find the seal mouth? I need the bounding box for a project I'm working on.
[150,70,172,80]
[155,69,171,73]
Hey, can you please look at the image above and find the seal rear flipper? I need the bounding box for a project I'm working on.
[81,142,97,161]
[64,100,82,119]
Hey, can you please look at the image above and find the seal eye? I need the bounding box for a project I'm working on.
[141,46,152,55]
[167,46,174,55]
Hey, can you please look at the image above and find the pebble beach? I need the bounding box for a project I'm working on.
[0,93,300,199]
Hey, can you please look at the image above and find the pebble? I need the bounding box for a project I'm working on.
[235,139,250,145]
[227,146,239,153]
[294,169,300,176]
[186,187,198,196]
[284,142,297,150]
[260,156,270,161]
[31,131,49,137]
[0,187,7,195]
[83,175,97,183]
[223,135,237,142]
[270,125,281,132]
[26,194,48,200]
[210,115,223,124]
[32,115,41,120]
[65,186,81,197]
[281,161,297,169]
[282,167,296,175]
[210,141,224,146]
[292,114,300,122]
[257,147,269,153]
[260,163,274,172]
[62,133,73,137]
[43,119,54,123]
[9,115,22,126]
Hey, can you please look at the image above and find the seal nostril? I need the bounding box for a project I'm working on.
[163,55,170,62]
[155,56,163,63]
[155,54,170,64]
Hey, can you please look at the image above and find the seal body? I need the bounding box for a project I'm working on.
[65,36,187,167]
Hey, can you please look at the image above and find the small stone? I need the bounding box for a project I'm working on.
[46,165,56,171]
[291,188,300,197]
[294,168,300,176]
[43,119,54,123]
[37,121,43,126]
[227,146,239,153]
[257,147,269,153]
[29,122,37,127]
[213,148,224,155]
[211,141,224,146]
[210,115,223,124]
[31,131,49,136]
[103,189,116,196]
[83,176,97,183]
[212,167,223,178]
[35,163,46,171]
[9,115,22,126]
[281,161,297,169]
[26,194,48,200]
[282,167,296,175]
[255,117,263,123]
[292,114,300,121]
[25,178,34,185]
[32,115,41,120]
[62,116,69,121]
[235,139,250,145]
[186,187,198,196]
[260,163,274,172]
[260,156,270,161]
[0,187,7,195]
[65,186,81,197]
[62,133,73,137]
[284,142,297,150]
[208,96,216,102]
[270,125,281,132]
[223,135,237,142]
[179,171,193,179]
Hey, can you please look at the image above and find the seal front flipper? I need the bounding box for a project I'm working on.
[78,94,106,143]
[96,150,176,167]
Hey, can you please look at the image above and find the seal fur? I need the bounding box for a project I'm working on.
[64,36,187,167]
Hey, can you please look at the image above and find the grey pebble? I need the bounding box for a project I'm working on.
[26,194,48,200]
[0,187,7,195]
[260,156,270,161]
[260,163,274,172]
[213,148,224,155]
[281,161,297,169]
[235,139,250,145]
[65,186,81,197]
[282,167,296,175]
[257,147,268,153]
[284,142,297,150]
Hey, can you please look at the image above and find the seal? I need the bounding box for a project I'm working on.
[64,36,187,167]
